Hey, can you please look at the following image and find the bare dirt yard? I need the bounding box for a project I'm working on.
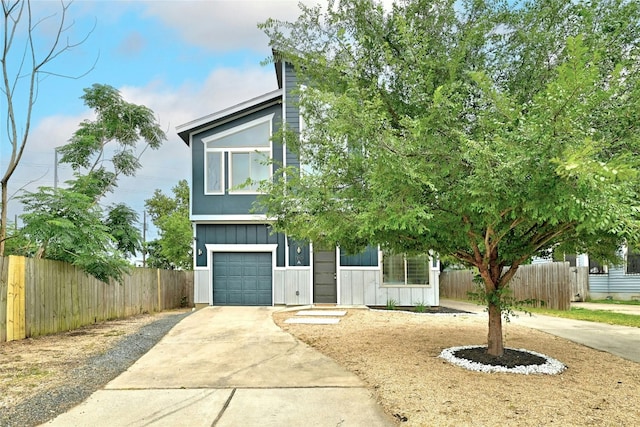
[0,309,189,423]
[273,309,640,427]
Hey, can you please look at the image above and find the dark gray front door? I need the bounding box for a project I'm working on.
[213,252,272,306]
[313,249,337,303]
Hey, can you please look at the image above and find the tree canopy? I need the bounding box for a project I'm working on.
[144,179,192,270]
[259,0,640,356]
[17,84,166,282]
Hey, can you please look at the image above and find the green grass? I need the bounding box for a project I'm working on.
[587,298,640,306]
[525,306,640,328]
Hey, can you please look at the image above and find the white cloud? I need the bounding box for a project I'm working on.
[142,0,319,53]
[142,0,399,53]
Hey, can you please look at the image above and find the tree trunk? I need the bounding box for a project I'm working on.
[487,300,504,356]
[0,181,7,256]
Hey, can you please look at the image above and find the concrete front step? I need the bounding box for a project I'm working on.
[295,310,346,317]
[284,317,341,324]
[282,308,348,325]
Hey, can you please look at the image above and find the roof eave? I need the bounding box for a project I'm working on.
[176,88,283,145]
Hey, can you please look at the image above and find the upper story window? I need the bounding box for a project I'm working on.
[382,252,432,285]
[202,114,273,194]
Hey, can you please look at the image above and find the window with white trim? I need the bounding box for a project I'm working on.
[382,252,430,285]
[202,115,273,194]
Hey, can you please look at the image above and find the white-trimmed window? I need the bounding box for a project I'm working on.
[382,252,431,285]
[202,114,273,194]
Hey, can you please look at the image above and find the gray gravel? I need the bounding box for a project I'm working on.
[0,311,191,427]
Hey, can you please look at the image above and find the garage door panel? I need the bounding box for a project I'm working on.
[257,265,271,276]
[213,252,272,306]
[242,265,258,276]
[256,280,271,292]
[227,278,243,291]
[213,291,230,305]
[242,279,258,292]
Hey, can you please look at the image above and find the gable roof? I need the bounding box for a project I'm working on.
[176,88,283,145]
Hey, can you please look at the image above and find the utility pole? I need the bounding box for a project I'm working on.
[54,148,58,189]
[142,210,147,268]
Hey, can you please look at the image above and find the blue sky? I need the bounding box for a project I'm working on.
[1,0,318,248]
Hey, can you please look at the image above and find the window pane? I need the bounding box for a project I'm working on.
[206,152,222,193]
[407,254,429,285]
[383,252,404,284]
[627,251,640,274]
[231,153,250,188]
[250,152,270,182]
[589,258,606,274]
[230,152,270,191]
[206,121,270,149]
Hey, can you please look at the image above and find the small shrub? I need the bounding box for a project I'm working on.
[414,301,427,313]
[386,299,398,310]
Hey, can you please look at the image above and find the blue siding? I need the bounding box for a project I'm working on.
[284,62,301,169]
[288,239,310,266]
[340,246,379,267]
[191,104,282,216]
[589,266,640,293]
[195,224,285,267]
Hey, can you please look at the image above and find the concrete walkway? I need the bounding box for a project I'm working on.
[42,307,393,427]
[441,299,640,363]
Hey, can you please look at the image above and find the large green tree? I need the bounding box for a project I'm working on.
[259,0,640,356]
[57,83,166,201]
[18,187,131,282]
[145,179,192,270]
[18,84,166,282]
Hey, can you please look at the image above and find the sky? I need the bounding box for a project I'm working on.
[1,0,323,246]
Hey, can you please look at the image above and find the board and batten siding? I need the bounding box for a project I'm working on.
[194,269,209,304]
[589,267,640,299]
[339,269,439,306]
[195,224,285,268]
[274,269,311,305]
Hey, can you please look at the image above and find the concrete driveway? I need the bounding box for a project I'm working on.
[43,307,393,427]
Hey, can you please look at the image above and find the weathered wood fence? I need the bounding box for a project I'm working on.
[0,256,193,343]
[440,262,589,310]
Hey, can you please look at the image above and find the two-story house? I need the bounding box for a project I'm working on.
[177,59,440,307]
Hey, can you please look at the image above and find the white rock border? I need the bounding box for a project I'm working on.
[439,345,566,375]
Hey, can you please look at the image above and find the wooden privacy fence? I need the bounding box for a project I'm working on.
[440,262,589,310]
[0,256,193,343]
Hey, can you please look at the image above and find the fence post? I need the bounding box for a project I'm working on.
[6,255,26,341]
[157,269,162,311]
